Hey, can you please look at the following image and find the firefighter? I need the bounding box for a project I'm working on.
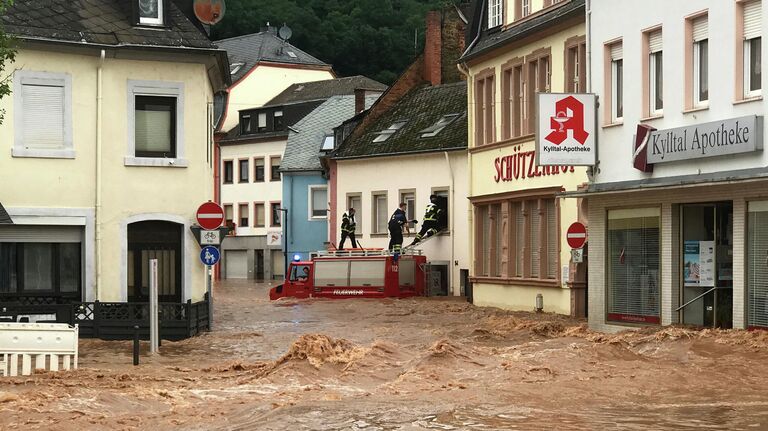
[388,203,414,255]
[410,195,442,246]
[338,208,357,250]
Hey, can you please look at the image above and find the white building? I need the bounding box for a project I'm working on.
[583,0,767,331]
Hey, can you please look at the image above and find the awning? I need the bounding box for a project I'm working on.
[0,202,12,224]
[560,167,768,198]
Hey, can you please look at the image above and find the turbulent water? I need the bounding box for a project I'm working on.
[2,281,768,430]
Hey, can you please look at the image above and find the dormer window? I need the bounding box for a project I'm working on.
[273,110,284,130]
[138,0,163,26]
[230,63,245,76]
[241,114,251,134]
[421,114,460,138]
[488,0,503,28]
[373,121,407,143]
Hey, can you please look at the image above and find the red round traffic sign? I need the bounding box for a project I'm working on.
[196,202,225,230]
[566,222,587,249]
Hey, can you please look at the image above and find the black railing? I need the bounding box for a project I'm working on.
[0,294,210,341]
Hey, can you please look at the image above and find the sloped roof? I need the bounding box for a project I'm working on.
[0,203,12,225]
[332,81,467,160]
[282,95,380,172]
[266,76,387,106]
[2,0,216,50]
[461,0,585,62]
[217,30,330,83]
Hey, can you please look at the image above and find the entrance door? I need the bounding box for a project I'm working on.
[225,251,247,279]
[680,203,733,328]
[255,250,265,280]
[127,221,182,303]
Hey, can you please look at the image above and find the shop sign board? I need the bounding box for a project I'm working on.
[536,93,597,166]
[647,115,763,164]
[267,231,282,246]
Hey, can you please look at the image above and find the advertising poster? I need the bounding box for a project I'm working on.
[699,241,715,287]
[683,241,700,287]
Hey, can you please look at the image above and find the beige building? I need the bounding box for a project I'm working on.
[0,0,227,325]
[460,0,588,315]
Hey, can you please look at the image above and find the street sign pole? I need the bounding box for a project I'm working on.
[149,258,159,354]
[207,265,213,332]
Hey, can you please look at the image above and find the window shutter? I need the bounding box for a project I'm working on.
[258,113,267,128]
[546,200,558,279]
[136,109,172,152]
[610,43,623,61]
[0,225,82,243]
[529,200,540,278]
[692,16,708,42]
[22,84,65,149]
[744,0,762,40]
[648,30,663,53]
[514,202,524,277]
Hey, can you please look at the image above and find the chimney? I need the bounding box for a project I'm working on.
[354,88,366,114]
[424,10,443,86]
[260,23,278,34]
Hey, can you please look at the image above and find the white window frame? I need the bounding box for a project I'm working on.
[138,0,164,26]
[488,0,502,28]
[693,39,709,108]
[611,58,623,123]
[522,0,530,17]
[649,51,663,116]
[744,37,762,99]
[126,80,186,167]
[372,192,388,234]
[308,185,328,221]
[13,70,74,159]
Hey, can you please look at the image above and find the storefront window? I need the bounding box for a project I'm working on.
[607,208,660,324]
[748,201,768,328]
[0,242,82,297]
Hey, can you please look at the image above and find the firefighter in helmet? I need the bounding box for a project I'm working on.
[389,202,415,256]
[338,208,357,250]
[410,195,442,246]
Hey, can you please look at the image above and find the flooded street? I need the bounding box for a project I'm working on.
[3,281,768,430]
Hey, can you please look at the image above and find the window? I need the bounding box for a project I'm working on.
[607,41,624,123]
[254,203,266,228]
[565,36,587,93]
[373,193,388,234]
[270,156,281,181]
[321,135,335,151]
[224,204,234,228]
[527,51,550,132]
[690,15,709,107]
[230,62,244,76]
[274,110,284,130]
[743,0,762,99]
[748,201,768,328]
[138,0,163,26]
[488,0,503,28]
[646,29,663,116]
[348,194,362,233]
[373,121,407,143]
[515,0,530,19]
[606,208,660,324]
[13,71,73,158]
[238,159,249,183]
[239,203,249,228]
[254,158,265,182]
[271,203,282,227]
[513,63,525,137]
[400,191,416,230]
[475,72,496,146]
[474,197,558,281]
[0,243,81,297]
[223,160,233,184]
[241,114,251,134]
[127,81,184,165]
[309,186,328,219]
[421,114,460,138]
[258,112,267,132]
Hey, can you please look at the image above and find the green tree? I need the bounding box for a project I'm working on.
[0,0,16,124]
[211,0,460,84]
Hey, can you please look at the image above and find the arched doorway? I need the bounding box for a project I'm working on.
[127,221,182,303]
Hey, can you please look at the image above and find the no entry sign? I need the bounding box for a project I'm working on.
[196,202,225,230]
[566,222,587,249]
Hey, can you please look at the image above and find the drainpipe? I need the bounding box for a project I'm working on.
[95,49,105,300]
[586,0,592,93]
[456,61,473,287]
[444,151,456,296]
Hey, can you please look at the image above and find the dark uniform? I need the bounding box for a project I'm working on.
[411,200,441,246]
[338,212,357,249]
[388,208,408,253]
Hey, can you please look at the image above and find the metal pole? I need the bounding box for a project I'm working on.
[207,266,213,331]
[280,208,289,277]
[133,325,140,366]
[149,258,159,354]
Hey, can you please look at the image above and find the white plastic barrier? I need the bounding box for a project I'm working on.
[0,323,79,377]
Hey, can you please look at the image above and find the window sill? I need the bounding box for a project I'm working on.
[370,233,388,238]
[734,96,763,105]
[601,121,623,129]
[124,157,189,168]
[683,106,709,114]
[470,276,561,288]
[308,217,328,221]
[640,114,663,122]
[12,148,75,159]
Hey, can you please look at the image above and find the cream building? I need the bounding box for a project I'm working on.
[460,0,588,315]
[0,0,228,327]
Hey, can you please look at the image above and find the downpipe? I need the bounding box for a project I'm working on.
[95,49,105,300]
[444,151,456,296]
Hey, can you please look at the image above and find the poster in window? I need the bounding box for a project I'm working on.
[683,241,700,287]
[698,240,715,287]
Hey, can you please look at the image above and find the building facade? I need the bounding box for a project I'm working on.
[461,0,588,315]
[0,1,228,312]
[585,0,767,332]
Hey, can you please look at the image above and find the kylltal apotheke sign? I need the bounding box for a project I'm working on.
[647,115,763,164]
[536,93,597,166]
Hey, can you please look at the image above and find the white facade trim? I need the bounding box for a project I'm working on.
[5,207,96,302]
[13,70,74,159]
[119,213,191,303]
[126,80,185,166]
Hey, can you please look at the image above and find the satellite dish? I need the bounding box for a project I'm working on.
[279,24,293,41]
[194,0,226,25]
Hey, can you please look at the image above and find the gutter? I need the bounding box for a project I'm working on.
[331,146,467,161]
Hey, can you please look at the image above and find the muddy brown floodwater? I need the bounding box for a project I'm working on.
[3,281,768,430]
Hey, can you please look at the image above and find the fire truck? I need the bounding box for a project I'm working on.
[269,249,427,300]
